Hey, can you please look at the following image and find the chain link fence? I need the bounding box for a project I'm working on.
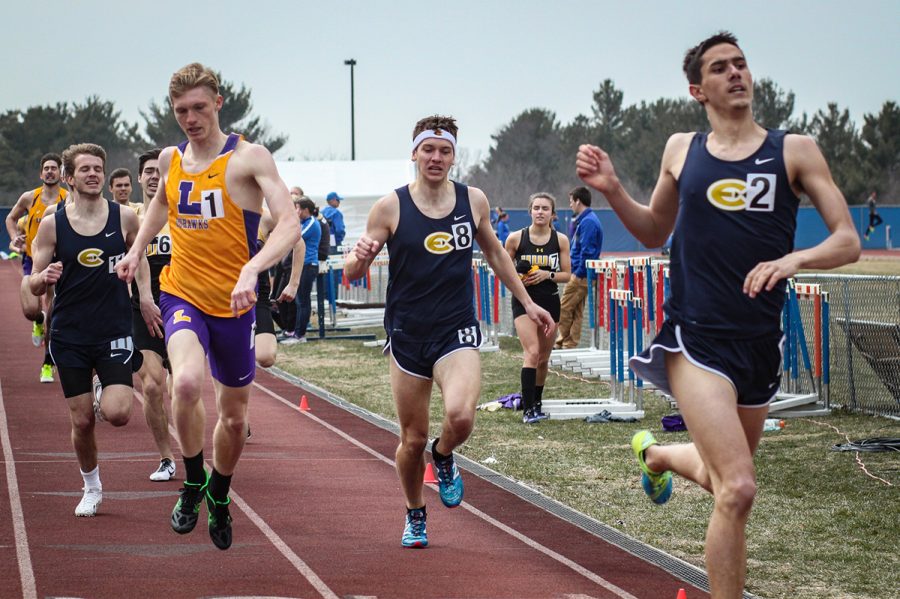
[794,274,900,417]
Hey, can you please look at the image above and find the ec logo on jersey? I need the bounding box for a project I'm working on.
[424,223,473,255]
[77,248,104,268]
[707,174,776,212]
[173,309,192,324]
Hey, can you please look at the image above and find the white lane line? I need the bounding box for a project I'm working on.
[251,381,639,599]
[132,389,339,599]
[0,379,37,599]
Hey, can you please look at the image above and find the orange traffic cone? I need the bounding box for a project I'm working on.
[423,463,438,484]
[299,395,310,411]
[676,589,687,599]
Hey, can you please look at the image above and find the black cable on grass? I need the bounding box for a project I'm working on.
[830,437,900,453]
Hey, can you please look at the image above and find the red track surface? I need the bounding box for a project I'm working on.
[0,261,710,599]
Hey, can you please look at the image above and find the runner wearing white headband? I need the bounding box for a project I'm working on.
[345,114,553,549]
[411,128,457,154]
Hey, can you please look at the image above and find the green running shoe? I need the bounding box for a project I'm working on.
[32,317,44,347]
[40,364,54,383]
[206,492,233,550]
[631,430,673,505]
[171,471,208,534]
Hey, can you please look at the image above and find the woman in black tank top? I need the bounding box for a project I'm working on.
[503,193,571,423]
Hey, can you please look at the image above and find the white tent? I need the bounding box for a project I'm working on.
[275,159,415,247]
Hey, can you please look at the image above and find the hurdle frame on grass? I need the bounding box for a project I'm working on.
[775,279,830,412]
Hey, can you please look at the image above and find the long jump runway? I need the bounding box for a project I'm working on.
[0,261,711,599]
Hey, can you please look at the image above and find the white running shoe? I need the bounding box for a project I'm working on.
[75,487,102,517]
[92,375,105,423]
[149,458,176,482]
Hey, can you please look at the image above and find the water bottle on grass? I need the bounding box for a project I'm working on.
[763,418,785,432]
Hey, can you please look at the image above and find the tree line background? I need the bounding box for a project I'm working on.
[467,79,899,209]
[0,75,285,204]
[1,76,897,208]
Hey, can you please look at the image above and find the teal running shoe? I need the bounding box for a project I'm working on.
[631,430,673,505]
[433,455,464,508]
[206,492,233,550]
[171,471,208,534]
[401,508,427,548]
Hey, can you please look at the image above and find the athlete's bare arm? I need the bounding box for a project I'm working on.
[5,191,34,252]
[576,135,687,248]
[27,214,60,296]
[230,144,300,316]
[344,192,398,280]
[471,187,553,335]
[117,148,172,283]
[743,134,861,297]
[277,235,305,303]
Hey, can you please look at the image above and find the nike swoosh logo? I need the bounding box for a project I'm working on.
[239,372,252,381]
[754,158,775,165]
[207,173,219,179]
[110,353,124,359]
[105,231,115,237]
[454,215,465,221]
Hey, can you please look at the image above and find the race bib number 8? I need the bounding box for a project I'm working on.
[452,223,472,249]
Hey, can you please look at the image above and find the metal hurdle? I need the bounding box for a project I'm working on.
[542,286,645,420]
[770,280,831,416]
[316,255,389,333]
[472,260,500,352]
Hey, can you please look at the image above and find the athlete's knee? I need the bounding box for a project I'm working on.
[172,374,203,404]
[256,351,276,368]
[140,374,165,403]
[523,346,542,366]
[714,474,757,518]
[104,394,133,427]
[398,430,428,455]
[218,412,247,436]
[22,305,41,321]
[444,409,475,439]
[71,411,94,434]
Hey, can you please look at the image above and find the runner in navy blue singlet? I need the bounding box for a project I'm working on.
[29,143,142,518]
[575,32,859,597]
[345,115,554,549]
[504,192,571,423]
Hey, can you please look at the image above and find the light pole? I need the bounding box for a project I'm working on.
[344,59,357,160]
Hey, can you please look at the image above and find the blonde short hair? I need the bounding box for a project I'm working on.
[169,63,220,99]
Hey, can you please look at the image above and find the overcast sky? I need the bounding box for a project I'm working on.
[3,1,898,166]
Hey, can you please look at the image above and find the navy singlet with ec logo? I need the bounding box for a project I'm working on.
[668,129,799,338]
[384,181,477,339]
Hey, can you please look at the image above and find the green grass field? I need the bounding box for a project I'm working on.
[275,255,900,599]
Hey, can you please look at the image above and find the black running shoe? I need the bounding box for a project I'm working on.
[206,492,233,550]
[170,473,208,534]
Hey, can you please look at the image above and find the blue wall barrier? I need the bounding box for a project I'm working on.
[501,206,900,251]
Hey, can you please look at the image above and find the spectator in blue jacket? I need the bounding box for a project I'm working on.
[555,186,603,349]
[282,197,321,344]
[496,209,510,245]
[323,191,346,252]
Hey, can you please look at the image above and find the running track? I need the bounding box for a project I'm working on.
[0,260,713,599]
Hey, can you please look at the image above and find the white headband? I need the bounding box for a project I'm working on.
[411,129,457,154]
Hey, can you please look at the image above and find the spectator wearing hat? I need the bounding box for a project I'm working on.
[323,191,346,252]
